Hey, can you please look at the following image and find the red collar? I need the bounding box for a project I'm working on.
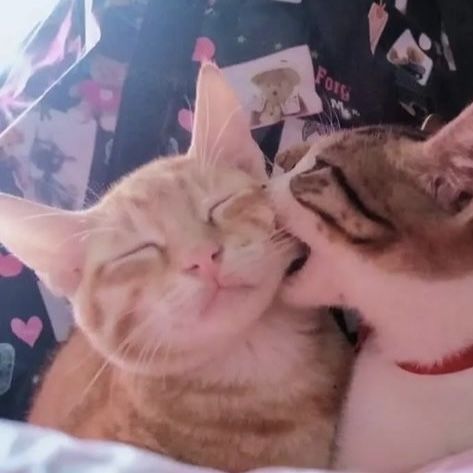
[357,325,473,376]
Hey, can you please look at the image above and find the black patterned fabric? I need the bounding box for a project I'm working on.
[109,0,473,183]
[0,0,145,421]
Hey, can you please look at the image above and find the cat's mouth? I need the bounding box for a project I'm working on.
[199,283,256,318]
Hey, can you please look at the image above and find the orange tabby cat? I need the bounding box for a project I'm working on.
[0,64,351,471]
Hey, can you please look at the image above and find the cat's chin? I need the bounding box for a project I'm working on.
[199,284,257,319]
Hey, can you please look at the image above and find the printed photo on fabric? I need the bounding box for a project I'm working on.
[223,46,323,128]
[5,108,97,210]
[277,117,332,155]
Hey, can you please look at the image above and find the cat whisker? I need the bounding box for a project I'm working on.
[318,102,332,134]
[323,96,341,132]
[66,226,119,244]
[69,314,160,417]
[135,340,152,373]
[17,210,80,222]
[267,238,298,255]
[208,144,225,173]
[76,324,163,413]
[208,105,243,169]
[63,347,100,375]
[67,356,112,420]
[118,290,190,337]
[159,332,174,389]
[317,97,338,134]
[60,290,184,379]
[82,183,111,207]
[269,237,298,252]
[201,85,211,173]
[269,227,295,240]
[223,233,296,263]
[262,153,274,173]
[141,330,171,382]
[53,226,121,252]
[222,240,297,279]
[15,210,102,230]
[139,336,165,377]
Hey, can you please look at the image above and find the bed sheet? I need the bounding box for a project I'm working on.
[1,419,472,473]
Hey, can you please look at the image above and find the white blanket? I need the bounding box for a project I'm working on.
[0,420,470,473]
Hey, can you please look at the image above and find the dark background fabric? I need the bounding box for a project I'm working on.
[0,0,145,421]
[437,0,473,113]
[108,0,473,185]
[107,0,205,182]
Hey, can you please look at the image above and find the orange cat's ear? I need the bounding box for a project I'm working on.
[409,104,473,213]
[0,193,89,296]
[189,62,267,180]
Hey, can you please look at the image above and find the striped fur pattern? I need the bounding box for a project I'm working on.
[272,122,473,280]
[0,64,351,472]
[269,103,473,472]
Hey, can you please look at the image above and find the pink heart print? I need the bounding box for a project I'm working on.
[11,316,43,347]
[0,254,23,277]
[178,109,194,132]
[192,36,216,62]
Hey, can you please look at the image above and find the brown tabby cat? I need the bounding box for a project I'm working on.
[269,104,473,472]
[0,64,351,472]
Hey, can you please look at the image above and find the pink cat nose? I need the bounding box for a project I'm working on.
[183,242,223,279]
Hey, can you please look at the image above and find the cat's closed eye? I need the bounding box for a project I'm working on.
[207,194,235,223]
[96,243,162,285]
[299,157,330,175]
[110,243,162,264]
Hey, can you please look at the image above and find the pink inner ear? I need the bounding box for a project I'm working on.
[423,103,473,159]
[0,193,90,297]
[190,63,266,180]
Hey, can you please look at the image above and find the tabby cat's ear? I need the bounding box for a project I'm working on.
[423,103,473,161]
[189,62,267,180]
[0,193,89,296]
[414,103,473,212]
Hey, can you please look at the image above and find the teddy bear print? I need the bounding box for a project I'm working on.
[250,67,307,126]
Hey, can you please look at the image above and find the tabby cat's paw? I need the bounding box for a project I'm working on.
[280,271,317,308]
[281,257,338,308]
